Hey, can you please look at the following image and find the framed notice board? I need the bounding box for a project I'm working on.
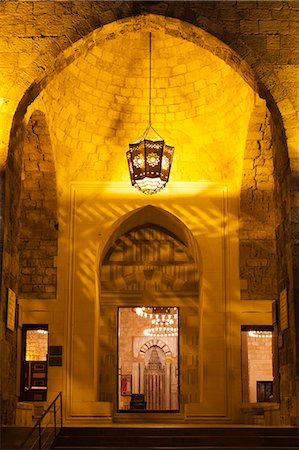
[6,288,16,331]
[49,346,63,366]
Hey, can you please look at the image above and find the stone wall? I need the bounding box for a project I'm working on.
[270,108,296,425]
[19,111,57,299]
[0,0,299,424]
[0,1,298,168]
[0,169,4,286]
[240,102,277,300]
[0,120,25,424]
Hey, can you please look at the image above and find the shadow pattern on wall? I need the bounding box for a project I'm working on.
[101,224,198,294]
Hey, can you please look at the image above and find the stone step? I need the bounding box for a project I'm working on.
[58,426,298,436]
[52,437,299,448]
[51,448,299,450]
[51,427,299,449]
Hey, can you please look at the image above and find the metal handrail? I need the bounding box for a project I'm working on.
[18,392,62,450]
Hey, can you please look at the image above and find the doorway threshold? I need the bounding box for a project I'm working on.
[113,412,185,423]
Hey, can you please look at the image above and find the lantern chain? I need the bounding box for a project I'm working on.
[149,32,152,127]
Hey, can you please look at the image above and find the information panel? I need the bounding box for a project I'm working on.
[6,288,16,331]
[280,288,288,331]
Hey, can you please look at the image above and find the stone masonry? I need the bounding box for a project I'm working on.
[19,111,57,299]
[240,102,277,300]
[0,1,298,425]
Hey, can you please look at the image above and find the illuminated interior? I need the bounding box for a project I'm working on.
[118,307,179,412]
[242,329,274,403]
[25,329,48,362]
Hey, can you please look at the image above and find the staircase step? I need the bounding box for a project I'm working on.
[52,448,299,450]
[51,426,299,449]
[58,426,298,436]
[54,435,299,443]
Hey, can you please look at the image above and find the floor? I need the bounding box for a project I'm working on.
[1,426,33,450]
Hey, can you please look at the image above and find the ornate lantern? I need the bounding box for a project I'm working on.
[126,33,174,195]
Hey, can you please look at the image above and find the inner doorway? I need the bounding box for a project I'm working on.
[20,324,48,401]
[241,325,275,403]
[117,307,179,412]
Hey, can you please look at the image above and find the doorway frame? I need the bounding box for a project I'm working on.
[241,324,275,404]
[116,306,180,413]
[20,324,49,402]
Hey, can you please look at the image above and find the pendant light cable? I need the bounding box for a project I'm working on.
[146,32,162,140]
[149,32,152,127]
[126,31,174,195]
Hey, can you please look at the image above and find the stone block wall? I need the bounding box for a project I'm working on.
[0,0,298,424]
[240,102,277,300]
[1,108,58,422]
[0,169,4,286]
[19,110,57,299]
[270,109,296,425]
[0,0,298,170]
[0,121,25,424]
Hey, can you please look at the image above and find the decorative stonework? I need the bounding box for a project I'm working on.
[101,224,198,294]
[100,212,200,410]
[139,340,172,358]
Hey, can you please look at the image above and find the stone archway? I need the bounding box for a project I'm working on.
[0,7,297,425]
[99,207,200,413]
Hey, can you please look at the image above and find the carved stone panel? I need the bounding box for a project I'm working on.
[101,224,198,294]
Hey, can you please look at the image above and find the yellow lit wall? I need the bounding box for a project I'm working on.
[8,14,278,424]
[29,28,254,195]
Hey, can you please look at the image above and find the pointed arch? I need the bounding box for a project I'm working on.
[100,205,201,268]
[100,206,201,295]
[8,12,293,177]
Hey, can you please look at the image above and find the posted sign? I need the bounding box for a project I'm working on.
[6,288,16,331]
[280,288,288,331]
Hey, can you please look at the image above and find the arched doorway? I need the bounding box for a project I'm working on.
[118,309,179,412]
[99,209,200,415]
[2,11,287,424]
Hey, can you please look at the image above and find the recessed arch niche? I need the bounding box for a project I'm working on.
[98,205,202,412]
[10,13,256,193]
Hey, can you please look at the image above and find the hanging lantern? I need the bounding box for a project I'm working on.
[126,127,174,195]
[126,33,174,195]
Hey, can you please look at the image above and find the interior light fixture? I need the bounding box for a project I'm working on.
[248,330,272,338]
[135,306,178,337]
[126,33,174,195]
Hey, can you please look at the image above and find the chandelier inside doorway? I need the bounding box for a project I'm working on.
[134,306,178,337]
[126,33,174,195]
